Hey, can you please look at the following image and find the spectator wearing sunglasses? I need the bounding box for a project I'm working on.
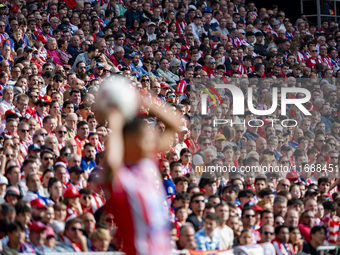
[259,224,275,243]
[59,218,87,252]
[187,192,206,232]
[76,61,87,76]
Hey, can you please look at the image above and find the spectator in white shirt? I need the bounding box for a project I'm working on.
[216,17,229,36]
[0,87,14,114]
[189,14,205,40]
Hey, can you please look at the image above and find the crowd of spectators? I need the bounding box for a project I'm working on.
[0,0,337,253]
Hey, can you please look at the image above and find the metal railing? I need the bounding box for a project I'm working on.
[317,245,338,255]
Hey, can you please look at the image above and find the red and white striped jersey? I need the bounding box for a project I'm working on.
[237,64,245,74]
[39,47,48,62]
[181,163,192,175]
[175,78,190,94]
[20,139,32,156]
[117,63,132,71]
[95,141,105,153]
[88,73,103,83]
[0,32,9,44]
[242,65,255,74]
[32,111,48,128]
[320,213,339,244]
[105,158,171,255]
[90,191,105,214]
[297,51,306,63]
[305,57,322,69]
[272,239,291,255]
[319,55,334,69]
[227,34,242,48]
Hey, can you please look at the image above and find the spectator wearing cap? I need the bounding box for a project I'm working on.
[64,186,82,222]
[253,32,266,56]
[67,166,85,190]
[226,60,241,76]
[31,36,48,64]
[117,52,133,71]
[89,62,104,83]
[123,33,136,51]
[29,198,48,222]
[44,225,66,252]
[130,52,143,78]
[158,82,171,104]
[146,22,157,41]
[4,186,21,206]
[28,221,53,254]
[2,221,35,253]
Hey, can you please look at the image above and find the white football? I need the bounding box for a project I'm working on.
[97,75,139,121]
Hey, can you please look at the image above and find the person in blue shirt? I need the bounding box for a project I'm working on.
[130,53,143,78]
[80,143,97,173]
[195,213,221,250]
